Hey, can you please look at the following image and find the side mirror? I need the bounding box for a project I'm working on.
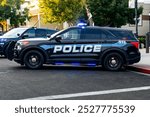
[22,35,29,39]
[47,34,51,38]
[17,33,20,37]
[55,36,62,42]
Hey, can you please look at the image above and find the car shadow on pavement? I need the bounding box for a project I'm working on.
[11,64,127,72]
[0,56,6,59]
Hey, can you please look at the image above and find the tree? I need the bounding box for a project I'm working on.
[39,0,85,24]
[0,0,30,29]
[86,0,143,27]
[0,0,6,6]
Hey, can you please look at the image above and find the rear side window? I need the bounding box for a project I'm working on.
[83,29,100,39]
[83,28,116,40]
[108,30,137,40]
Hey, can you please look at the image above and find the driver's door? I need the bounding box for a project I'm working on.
[47,28,82,63]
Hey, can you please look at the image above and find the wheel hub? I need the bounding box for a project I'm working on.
[31,57,37,63]
[109,57,118,67]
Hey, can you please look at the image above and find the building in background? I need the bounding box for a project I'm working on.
[122,1,150,36]
[23,0,62,30]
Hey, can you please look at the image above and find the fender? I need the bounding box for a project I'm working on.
[99,47,128,64]
[19,46,49,61]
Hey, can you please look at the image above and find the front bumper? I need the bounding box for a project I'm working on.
[13,49,24,65]
[0,45,4,55]
[14,58,22,64]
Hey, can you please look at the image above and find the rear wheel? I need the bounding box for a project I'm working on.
[24,50,44,69]
[103,52,123,71]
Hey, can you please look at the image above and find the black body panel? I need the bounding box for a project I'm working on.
[7,26,140,69]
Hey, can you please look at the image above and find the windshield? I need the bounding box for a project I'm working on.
[50,28,66,39]
[2,28,27,38]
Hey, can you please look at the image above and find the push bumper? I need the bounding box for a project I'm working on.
[14,58,23,64]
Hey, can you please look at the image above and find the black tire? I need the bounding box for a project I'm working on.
[103,52,123,71]
[24,50,44,69]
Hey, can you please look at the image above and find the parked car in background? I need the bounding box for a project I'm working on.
[0,27,57,56]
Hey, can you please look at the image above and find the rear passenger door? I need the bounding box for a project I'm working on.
[78,28,108,63]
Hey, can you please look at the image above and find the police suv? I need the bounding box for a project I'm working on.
[0,27,57,56]
[7,26,141,71]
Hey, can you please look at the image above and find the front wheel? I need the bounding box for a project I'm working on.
[103,52,123,71]
[24,50,44,69]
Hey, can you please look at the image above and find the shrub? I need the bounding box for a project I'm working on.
[138,36,146,48]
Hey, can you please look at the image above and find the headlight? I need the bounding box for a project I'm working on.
[15,41,29,51]
[16,45,22,51]
[15,42,22,51]
[18,41,29,45]
[0,39,7,45]
[0,39,7,42]
[0,42,5,45]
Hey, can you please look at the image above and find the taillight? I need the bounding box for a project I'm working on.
[130,42,139,49]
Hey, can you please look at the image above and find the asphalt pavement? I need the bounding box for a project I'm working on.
[0,57,150,100]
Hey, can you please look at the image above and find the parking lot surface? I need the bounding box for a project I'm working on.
[0,57,150,100]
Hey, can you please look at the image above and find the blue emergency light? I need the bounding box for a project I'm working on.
[77,22,87,28]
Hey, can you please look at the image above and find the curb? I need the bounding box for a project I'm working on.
[127,65,150,74]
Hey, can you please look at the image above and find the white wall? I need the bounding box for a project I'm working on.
[122,2,150,36]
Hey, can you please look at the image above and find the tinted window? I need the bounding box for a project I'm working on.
[47,30,57,35]
[101,31,116,39]
[108,30,136,40]
[83,28,115,40]
[35,29,47,37]
[83,29,101,39]
[59,29,81,40]
[23,29,35,38]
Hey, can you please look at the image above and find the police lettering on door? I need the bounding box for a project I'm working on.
[53,45,102,53]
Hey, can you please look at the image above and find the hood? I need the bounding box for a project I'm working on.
[0,36,18,41]
[19,38,49,42]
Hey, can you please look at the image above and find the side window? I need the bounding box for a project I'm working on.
[104,30,117,40]
[83,28,112,40]
[35,29,47,37]
[101,31,107,39]
[108,30,136,40]
[83,29,101,39]
[59,29,81,40]
[23,29,35,38]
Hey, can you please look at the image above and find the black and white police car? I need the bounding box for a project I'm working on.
[7,25,141,71]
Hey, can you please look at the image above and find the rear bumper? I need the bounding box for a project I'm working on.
[127,53,141,65]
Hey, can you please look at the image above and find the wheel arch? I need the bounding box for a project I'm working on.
[100,48,127,65]
[20,46,48,63]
